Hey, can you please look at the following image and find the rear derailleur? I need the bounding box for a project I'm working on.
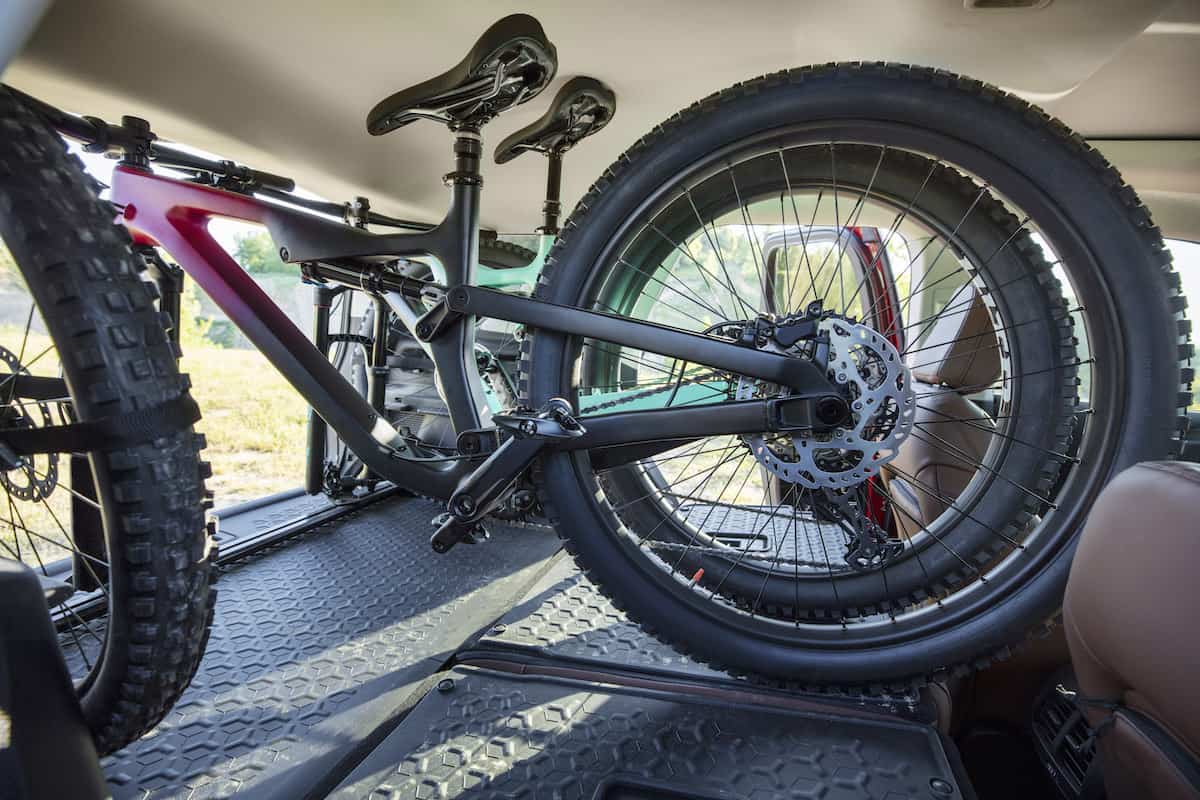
[430,398,582,552]
[813,487,905,571]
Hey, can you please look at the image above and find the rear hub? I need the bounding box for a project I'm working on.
[736,316,915,490]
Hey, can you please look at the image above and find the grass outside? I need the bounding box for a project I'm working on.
[181,343,308,505]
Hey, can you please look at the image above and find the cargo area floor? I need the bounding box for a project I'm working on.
[80,492,969,800]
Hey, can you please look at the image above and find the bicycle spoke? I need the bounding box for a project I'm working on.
[2,304,36,406]
[12,478,111,594]
[801,486,848,627]
[844,159,940,317]
[891,263,1047,345]
[728,167,768,311]
[869,477,984,579]
[648,222,751,322]
[778,150,823,308]
[665,451,758,573]
[915,358,1092,400]
[914,406,1079,464]
[611,443,747,515]
[883,463,1024,550]
[819,146,886,315]
[906,428,1056,508]
[634,446,753,551]
[0,344,55,393]
[747,485,804,617]
[23,463,103,512]
[613,257,726,326]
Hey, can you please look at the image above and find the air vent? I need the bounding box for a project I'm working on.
[965,0,1051,9]
[1032,674,1100,798]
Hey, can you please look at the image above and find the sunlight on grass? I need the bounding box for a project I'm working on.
[181,342,308,505]
[1,235,310,575]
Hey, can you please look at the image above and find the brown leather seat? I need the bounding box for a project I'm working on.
[883,288,999,537]
[1064,461,1200,799]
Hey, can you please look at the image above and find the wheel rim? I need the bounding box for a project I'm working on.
[548,124,1116,649]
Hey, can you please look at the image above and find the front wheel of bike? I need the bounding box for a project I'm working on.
[0,87,215,752]
[522,64,1191,689]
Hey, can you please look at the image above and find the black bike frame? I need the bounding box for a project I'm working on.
[107,127,838,501]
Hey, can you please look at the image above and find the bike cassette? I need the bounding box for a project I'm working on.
[737,316,915,489]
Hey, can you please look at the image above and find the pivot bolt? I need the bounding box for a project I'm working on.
[451,495,476,517]
[436,678,455,693]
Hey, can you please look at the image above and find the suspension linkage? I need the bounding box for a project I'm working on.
[430,398,583,553]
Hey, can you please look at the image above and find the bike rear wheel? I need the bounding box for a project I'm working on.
[523,63,1190,689]
[0,87,215,752]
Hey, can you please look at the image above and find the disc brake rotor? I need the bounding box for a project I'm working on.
[0,344,60,501]
[737,317,915,489]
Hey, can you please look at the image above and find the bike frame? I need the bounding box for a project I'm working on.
[110,136,839,501]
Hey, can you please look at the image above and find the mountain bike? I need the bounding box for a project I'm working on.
[0,13,1189,754]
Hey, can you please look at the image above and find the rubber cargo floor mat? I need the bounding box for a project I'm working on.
[94,496,559,800]
[331,666,965,799]
[473,557,920,708]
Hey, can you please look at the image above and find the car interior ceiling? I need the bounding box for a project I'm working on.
[5,0,1199,242]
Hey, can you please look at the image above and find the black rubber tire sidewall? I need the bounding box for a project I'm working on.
[524,66,1184,685]
[0,88,215,751]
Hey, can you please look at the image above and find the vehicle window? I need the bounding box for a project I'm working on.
[772,239,866,321]
[1168,239,1200,407]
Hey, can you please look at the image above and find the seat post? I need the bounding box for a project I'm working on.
[442,127,484,285]
[539,150,563,236]
[432,127,493,435]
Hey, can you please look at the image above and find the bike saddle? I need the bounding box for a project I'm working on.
[493,76,616,163]
[367,14,557,135]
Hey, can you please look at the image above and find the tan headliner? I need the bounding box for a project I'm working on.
[6,0,1200,238]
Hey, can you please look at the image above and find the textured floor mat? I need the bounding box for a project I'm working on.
[475,555,719,679]
[212,490,338,544]
[678,502,848,568]
[472,556,920,706]
[89,496,559,800]
[331,666,963,799]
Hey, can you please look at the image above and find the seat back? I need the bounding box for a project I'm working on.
[1064,461,1200,800]
[882,289,1000,538]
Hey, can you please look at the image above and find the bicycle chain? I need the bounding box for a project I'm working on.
[578,370,729,413]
